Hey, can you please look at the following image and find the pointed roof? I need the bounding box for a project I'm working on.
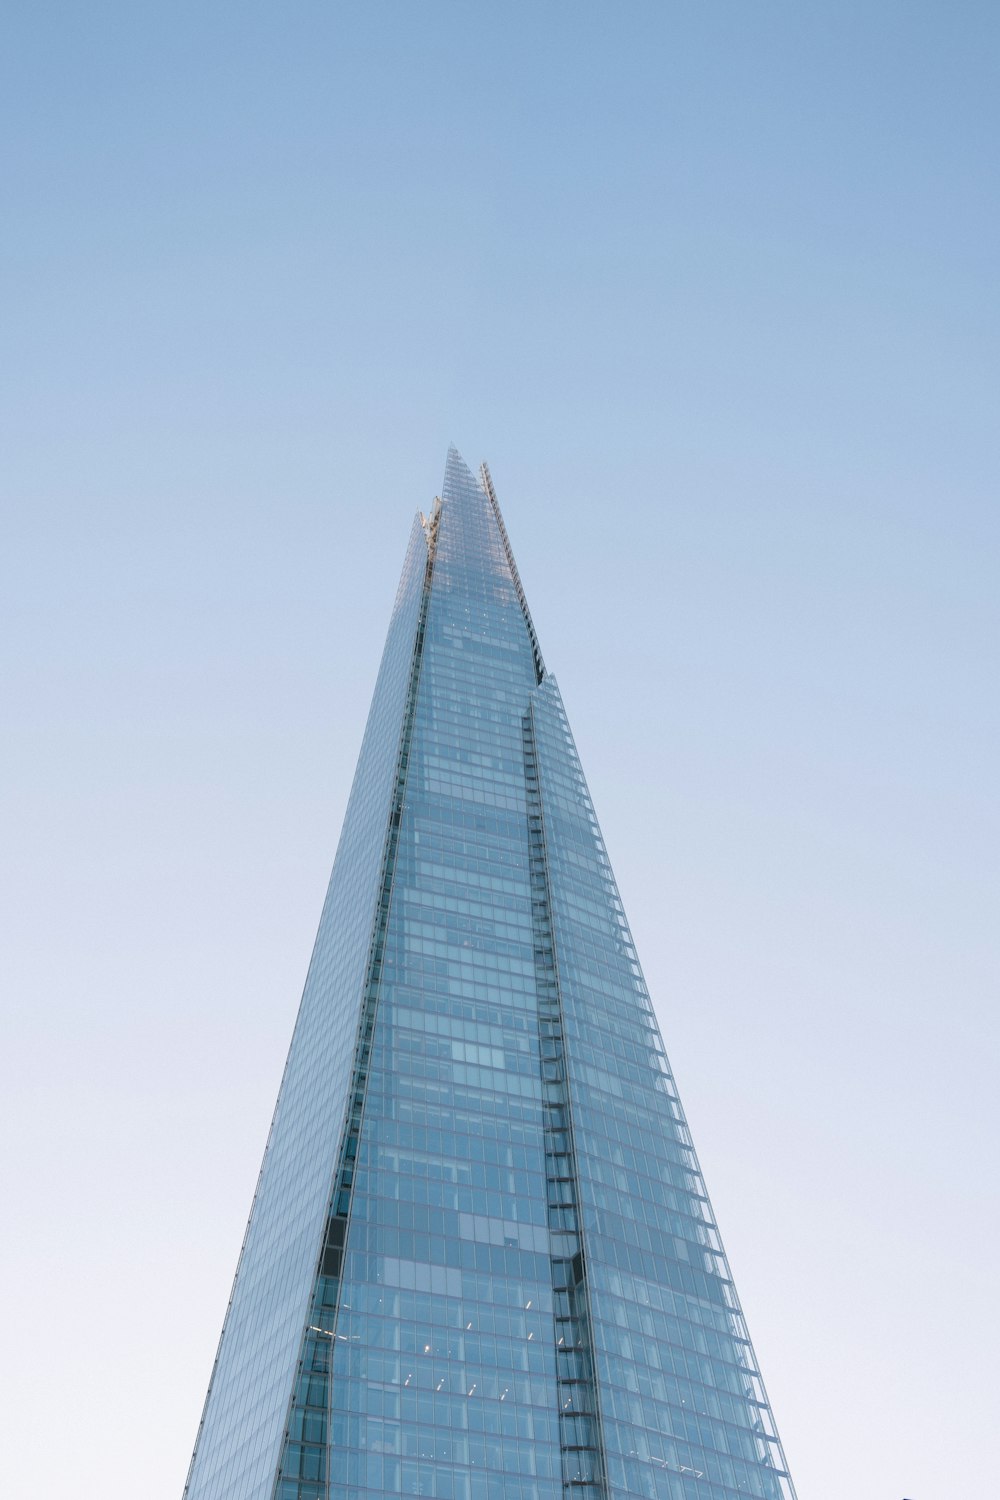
[441,443,476,501]
[437,445,545,685]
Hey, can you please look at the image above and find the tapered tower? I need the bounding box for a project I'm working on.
[185,449,796,1500]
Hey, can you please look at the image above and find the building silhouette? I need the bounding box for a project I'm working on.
[185,449,796,1500]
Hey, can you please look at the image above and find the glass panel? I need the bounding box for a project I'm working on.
[529,677,795,1499]
[186,450,796,1500]
[186,513,431,1500]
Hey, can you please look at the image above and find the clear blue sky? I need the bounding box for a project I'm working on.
[2,5,997,1497]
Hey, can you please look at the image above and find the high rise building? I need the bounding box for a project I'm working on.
[185,449,796,1500]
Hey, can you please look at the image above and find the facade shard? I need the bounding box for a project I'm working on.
[185,448,796,1500]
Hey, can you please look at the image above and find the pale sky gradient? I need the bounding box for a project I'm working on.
[2,5,998,1498]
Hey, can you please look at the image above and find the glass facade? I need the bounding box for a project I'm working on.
[185,449,796,1500]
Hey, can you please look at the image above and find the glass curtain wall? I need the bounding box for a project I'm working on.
[186,450,796,1500]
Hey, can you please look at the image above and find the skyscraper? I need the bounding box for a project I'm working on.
[185,449,796,1500]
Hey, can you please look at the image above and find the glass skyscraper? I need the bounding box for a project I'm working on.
[185,449,796,1500]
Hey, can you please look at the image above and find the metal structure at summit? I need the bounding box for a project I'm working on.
[185,449,796,1500]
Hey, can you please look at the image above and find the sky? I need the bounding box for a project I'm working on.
[2,4,998,1497]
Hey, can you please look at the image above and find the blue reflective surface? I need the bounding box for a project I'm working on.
[186,450,795,1500]
[529,680,794,1500]
[312,452,564,1500]
[186,514,431,1500]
